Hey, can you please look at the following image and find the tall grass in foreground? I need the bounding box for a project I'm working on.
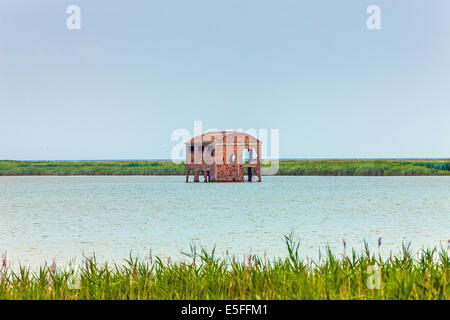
[1,238,449,300]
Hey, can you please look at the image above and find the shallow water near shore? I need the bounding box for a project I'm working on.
[0,176,449,268]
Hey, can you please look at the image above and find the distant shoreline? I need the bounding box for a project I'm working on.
[0,159,449,176]
[3,157,450,162]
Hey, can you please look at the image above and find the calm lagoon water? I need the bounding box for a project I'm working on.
[0,176,449,268]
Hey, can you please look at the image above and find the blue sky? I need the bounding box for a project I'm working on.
[1,1,449,160]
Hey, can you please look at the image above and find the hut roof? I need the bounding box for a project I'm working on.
[186,131,262,145]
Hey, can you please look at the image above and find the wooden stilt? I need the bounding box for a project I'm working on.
[194,169,199,182]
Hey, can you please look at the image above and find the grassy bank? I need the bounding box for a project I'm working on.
[0,238,448,300]
[0,159,449,176]
[0,160,185,176]
[277,159,450,176]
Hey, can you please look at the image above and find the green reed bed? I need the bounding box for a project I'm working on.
[276,159,450,176]
[0,160,185,176]
[1,238,449,300]
[0,159,449,176]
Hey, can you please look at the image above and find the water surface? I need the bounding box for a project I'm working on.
[0,176,449,268]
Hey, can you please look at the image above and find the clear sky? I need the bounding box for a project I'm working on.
[1,0,449,160]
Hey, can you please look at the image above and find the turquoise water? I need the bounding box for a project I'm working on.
[0,176,449,268]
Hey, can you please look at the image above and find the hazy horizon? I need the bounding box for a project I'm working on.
[1,1,449,160]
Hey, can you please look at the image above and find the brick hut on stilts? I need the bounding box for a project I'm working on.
[185,131,262,182]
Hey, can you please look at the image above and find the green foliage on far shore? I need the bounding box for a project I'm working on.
[0,160,185,176]
[0,238,449,300]
[0,159,449,176]
[275,159,450,176]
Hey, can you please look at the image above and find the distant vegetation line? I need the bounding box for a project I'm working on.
[0,159,449,176]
